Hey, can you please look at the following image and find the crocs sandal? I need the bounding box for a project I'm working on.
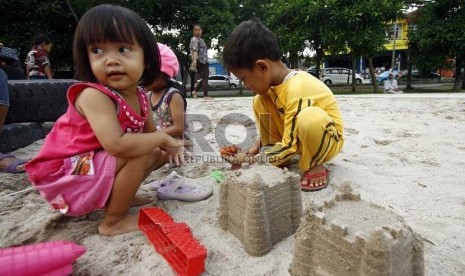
[147,172,213,202]
[301,168,330,192]
[0,153,27,174]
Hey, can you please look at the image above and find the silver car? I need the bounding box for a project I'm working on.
[198,75,239,88]
[320,67,365,85]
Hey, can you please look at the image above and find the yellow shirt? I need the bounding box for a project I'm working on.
[265,71,344,165]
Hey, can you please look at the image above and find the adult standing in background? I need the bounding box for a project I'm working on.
[25,34,54,80]
[189,24,212,100]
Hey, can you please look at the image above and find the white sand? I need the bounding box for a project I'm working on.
[1,94,465,275]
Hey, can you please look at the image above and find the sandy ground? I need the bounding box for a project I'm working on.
[1,93,465,275]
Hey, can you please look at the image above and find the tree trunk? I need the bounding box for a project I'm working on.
[315,48,324,76]
[367,56,379,93]
[65,0,79,22]
[453,56,462,92]
[351,55,356,92]
[406,52,412,90]
[460,57,465,90]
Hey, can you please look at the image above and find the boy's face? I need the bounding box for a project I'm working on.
[42,42,53,53]
[230,61,271,95]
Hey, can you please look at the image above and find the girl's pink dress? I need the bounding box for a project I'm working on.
[25,82,148,216]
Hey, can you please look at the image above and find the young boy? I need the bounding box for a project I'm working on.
[25,34,54,79]
[222,20,344,192]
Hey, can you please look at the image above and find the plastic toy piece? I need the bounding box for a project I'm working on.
[210,170,225,183]
[0,240,86,276]
[139,207,207,276]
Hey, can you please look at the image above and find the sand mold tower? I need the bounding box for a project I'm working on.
[289,182,424,276]
[219,164,303,256]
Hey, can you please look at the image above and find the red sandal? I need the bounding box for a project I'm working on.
[301,168,329,192]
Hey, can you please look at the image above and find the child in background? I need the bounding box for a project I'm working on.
[25,4,184,236]
[25,34,54,79]
[222,20,344,192]
[145,43,191,151]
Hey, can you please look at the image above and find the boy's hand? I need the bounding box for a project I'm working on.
[220,145,257,165]
[244,138,260,156]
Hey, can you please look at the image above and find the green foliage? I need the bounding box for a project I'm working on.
[409,1,465,66]
[0,0,76,72]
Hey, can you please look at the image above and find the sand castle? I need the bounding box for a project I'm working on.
[289,182,424,276]
[219,164,302,256]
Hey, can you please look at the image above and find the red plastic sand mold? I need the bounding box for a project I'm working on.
[138,207,207,276]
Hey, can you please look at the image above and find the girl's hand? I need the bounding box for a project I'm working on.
[163,137,185,167]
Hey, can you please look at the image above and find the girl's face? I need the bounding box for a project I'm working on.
[193,26,202,37]
[145,74,169,93]
[87,41,144,92]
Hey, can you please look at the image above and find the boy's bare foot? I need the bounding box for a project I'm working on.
[98,214,140,236]
[301,164,329,191]
[131,194,153,207]
[192,91,198,98]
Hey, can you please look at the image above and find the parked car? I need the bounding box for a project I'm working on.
[376,70,401,82]
[197,75,238,88]
[400,69,440,79]
[320,67,365,85]
[306,68,319,78]
[229,77,240,87]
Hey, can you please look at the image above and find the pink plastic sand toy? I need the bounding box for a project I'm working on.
[0,240,86,276]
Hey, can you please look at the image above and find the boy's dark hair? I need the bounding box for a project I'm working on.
[32,34,52,47]
[73,4,160,86]
[223,20,281,70]
[192,23,202,30]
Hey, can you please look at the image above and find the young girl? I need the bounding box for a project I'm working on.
[145,43,191,151]
[25,4,184,236]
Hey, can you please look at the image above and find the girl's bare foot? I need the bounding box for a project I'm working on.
[301,164,328,191]
[98,214,140,236]
[131,194,153,207]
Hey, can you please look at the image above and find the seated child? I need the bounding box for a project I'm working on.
[222,20,344,192]
[144,43,191,152]
[25,4,185,236]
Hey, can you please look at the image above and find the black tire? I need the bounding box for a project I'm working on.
[229,83,237,88]
[324,80,332,85]
[5,79,78,124]
[0,122,45,152]
[356,79,362,84]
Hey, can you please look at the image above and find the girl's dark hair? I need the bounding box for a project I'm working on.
[73,4,160,86]
[223,20,280,70]
[33,34,52,46]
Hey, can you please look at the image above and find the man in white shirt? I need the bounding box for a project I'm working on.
[384,72,403,94]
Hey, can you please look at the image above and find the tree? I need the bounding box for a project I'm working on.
[408,0,465,91]
[266,0,338,76]
[0,0,77,76]
[267,0,404,93]
[328,0,404,92]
